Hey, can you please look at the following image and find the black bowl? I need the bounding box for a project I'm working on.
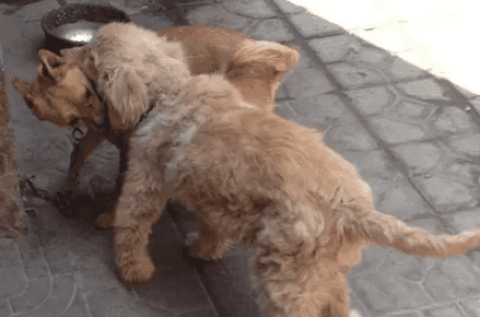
[41,4,130,53]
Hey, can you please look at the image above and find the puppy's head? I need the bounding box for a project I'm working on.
[227,40,300,112]
[85,22,191,131]
[60,39,150,131]
[12,49,105,129]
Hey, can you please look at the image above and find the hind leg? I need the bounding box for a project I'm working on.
[113,160,168,285]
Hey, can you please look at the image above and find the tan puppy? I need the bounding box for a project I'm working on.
[12,24,300,212]
[68,23,480,317]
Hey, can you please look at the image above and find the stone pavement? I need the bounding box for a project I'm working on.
[2,0,480,316]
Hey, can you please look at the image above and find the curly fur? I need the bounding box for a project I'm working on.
[83,24,480,317]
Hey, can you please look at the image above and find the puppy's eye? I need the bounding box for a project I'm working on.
[272,69,280,76]
[85,90,92,99]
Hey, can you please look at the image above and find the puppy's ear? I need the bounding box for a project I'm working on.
[99,66,150,130]
[61,46,97,80]
[37,49,65,82]
[59,46,88,64]
[233,40,300,72]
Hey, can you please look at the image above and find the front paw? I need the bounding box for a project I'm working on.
[95,211,115,229]
[350,310,362,317]
[118,257,156,286]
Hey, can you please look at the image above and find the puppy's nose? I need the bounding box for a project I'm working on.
[25,99,34,109]
[94,108,106,127]
[69,117,79,126]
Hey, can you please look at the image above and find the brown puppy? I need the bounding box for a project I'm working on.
[79,23,480,317]
[158,25,297,112]
[13,24,300,211]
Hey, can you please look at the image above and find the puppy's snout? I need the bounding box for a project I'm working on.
[94,107,106,127]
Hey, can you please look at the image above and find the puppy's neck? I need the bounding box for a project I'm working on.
[148,68,190,106]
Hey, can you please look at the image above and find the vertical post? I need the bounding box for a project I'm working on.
[0,39,26,239]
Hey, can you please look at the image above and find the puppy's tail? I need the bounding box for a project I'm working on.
[355,211,480,257]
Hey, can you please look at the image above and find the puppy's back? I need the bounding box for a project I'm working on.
[157,25,249,74]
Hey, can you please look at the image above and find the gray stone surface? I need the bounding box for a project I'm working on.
[275,100,296,119]
[460,296,480,317]
[424,258,480,301]
[389,101,437,121]
[222,0,277,18]
[308,34,359,63]
[390,141,444,176]
[283,65,334,97]
[369,117,429,144]
[324,116,378,152]
[281,46,334,97]
[416,175,478,211]
[346,86,397,116]
[387,312,422,317]
[350,272,433,315]
[447,134,480,158]
[247,18,295,42]
[372,181,432,219]
[342,150,405,183]
[379,252,434,283]
[423,305,465,317]
[328,62,385,88]
[289,11,343,37]
[346,45,388,65]
[430,106,478,135]
[388,57,429,80]
[186,5,253,30]
[398,78,450,101]
[272,0,305,14]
